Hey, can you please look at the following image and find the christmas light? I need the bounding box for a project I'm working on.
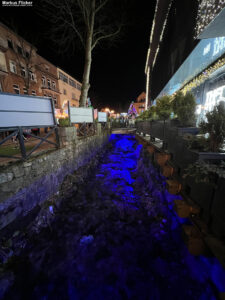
[195,0,225,38]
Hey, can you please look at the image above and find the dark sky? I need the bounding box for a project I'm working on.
[0,0,156,112]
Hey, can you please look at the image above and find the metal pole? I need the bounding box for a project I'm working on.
[50,98,60,148]
[68,100,71,126]
[18,127,26,159]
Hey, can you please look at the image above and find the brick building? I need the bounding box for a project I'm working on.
[133,92,146,115]
[0,22,81,111]
[0,22,39,96]
[57,67,81,109]
[36,55,60,108]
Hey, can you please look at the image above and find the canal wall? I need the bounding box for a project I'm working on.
[0,125,110,231]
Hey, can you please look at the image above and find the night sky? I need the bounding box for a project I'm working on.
[0,0,156,112]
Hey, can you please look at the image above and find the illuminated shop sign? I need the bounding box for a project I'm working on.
[205,85,225,112]
[156,37,225,99]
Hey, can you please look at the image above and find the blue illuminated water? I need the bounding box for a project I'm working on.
[3,134,225,300]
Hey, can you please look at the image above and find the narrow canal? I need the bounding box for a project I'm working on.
[2,134,225,299]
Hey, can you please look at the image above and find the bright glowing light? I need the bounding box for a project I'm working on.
[105,108,109,112]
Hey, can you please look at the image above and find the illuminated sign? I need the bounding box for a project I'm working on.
[157,37,225,99]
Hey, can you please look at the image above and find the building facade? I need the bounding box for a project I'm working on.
[145,0,225,122]
[35,55,60,108]
[57,67,81,109]
[0,22,81,111]
[133,92,146,115]
[0,22,39,96]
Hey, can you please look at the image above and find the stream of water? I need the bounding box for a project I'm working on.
[2,134,225,300]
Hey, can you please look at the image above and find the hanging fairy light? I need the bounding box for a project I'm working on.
[195,0,225,38]
[179,56,225,95]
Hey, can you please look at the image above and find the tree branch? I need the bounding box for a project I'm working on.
[92,25,121,50]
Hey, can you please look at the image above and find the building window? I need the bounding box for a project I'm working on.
[21,66,26,77]
[29,71,35,81]
[23,87,28,94]
[42,76,46,86]
[77,84,81,91]
[45,65,49,71]
[31,90,36,96]
[72,93,76,100]
[47,79,51,88]
[63,89,67,95]
[59,71,68,83]
[52,81,56,90]
[25,51,30,58]
[17,45,23,55]
[10,61,17,73]
[69,78,76,88]
[7,40,13,49]
[13,84,20,94]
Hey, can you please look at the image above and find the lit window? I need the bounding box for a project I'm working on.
[42,76,46,86]
[23,87,28,94]
[21,67,26,77]
[10,61,17,73]
[31,90,36,96]
[13,84,20,94]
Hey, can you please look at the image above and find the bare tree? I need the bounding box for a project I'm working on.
[38,0,124,107]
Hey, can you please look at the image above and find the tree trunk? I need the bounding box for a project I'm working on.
[79,0,95,107]
[79,33,92,107]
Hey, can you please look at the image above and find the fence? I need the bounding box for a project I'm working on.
[0,93,59,161]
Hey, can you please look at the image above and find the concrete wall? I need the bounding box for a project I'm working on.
[0,125,109,231]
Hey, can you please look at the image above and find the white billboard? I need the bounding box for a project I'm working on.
[98,112,107,122]
[0,93,55,127]
[70,107,93,123]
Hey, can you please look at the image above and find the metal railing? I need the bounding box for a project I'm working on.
[0,126,59,161]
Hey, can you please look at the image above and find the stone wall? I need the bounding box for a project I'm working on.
[0,125,109,231]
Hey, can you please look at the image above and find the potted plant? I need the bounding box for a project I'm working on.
[199,102,225,152]
[154,95,172,148]
[171,91,198,135]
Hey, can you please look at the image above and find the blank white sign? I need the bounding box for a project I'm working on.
[98,112,107,122]
[70,107,93,123]
[0,93,54,127]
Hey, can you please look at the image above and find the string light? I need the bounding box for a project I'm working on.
[179,56,225,95]
[195,0,225,38]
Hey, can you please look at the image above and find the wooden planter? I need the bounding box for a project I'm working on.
[173,199,200,218]
[187,237,206,256]
[166,179,181,194]
[161,164,174,177]
[147,145,155,155]
[155,153,171,166]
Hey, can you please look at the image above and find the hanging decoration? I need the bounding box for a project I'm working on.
[179,56,225,95]
[195,0,225,38]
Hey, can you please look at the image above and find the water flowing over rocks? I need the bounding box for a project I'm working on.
[0,134,224,299]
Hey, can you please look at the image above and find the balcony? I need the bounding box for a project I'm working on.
[41,84,60,93]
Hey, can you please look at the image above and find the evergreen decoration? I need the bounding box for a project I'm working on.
[155,95,172,121]
[59,118,70,127]
[200,102,225,152]
[172,92,196,126]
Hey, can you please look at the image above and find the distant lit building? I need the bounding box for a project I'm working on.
[57,67,81,109]
[133,92,146,115]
